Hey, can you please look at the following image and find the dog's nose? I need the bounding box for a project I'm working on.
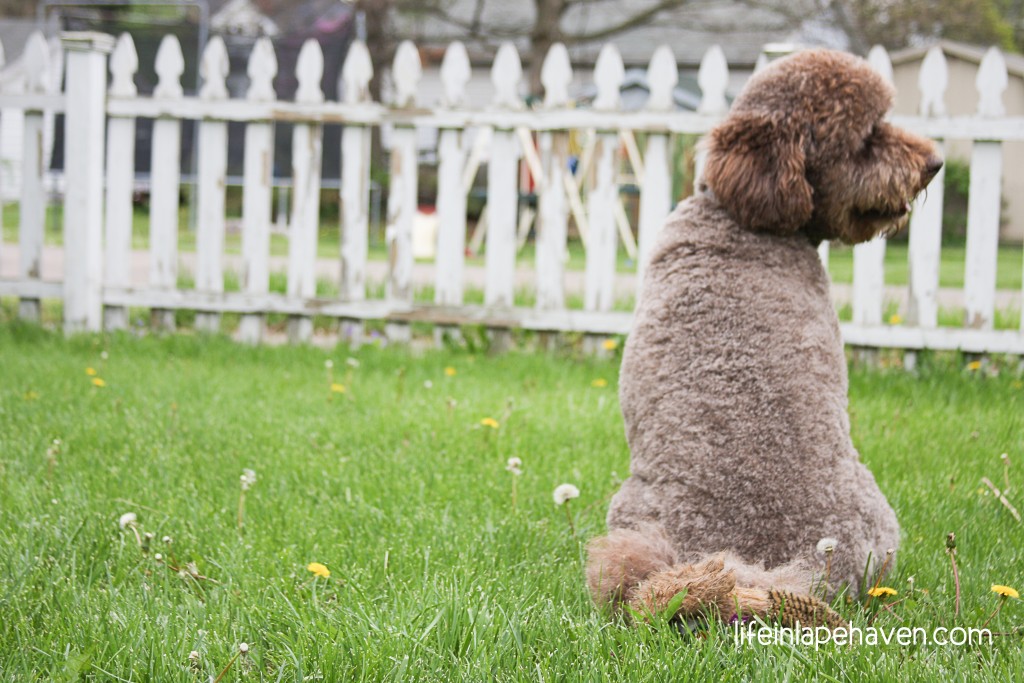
[923,155,943,180]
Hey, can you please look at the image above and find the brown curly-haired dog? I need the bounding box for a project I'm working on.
[587,49,942,627]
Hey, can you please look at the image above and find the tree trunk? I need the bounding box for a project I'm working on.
[528,0,567,98]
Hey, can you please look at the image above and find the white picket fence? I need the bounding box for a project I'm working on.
[1,30,1023,353]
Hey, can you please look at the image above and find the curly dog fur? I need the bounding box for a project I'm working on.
[587,49,942,627]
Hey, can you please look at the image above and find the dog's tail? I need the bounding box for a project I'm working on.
[586,526,845,629]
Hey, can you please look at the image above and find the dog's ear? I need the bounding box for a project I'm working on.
[702,112,813,235]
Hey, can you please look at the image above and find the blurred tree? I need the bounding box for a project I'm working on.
[808,0,1016,55]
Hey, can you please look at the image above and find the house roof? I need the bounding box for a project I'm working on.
[889,39,1024,79]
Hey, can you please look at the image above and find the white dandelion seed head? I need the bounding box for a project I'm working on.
[324,360,334,369]
[154,553,163,562]
[816,537,839,555]
[240,469,257,491]
[100,351,109,361]
[162,536,172,545]
[553,484,580,505]
[346,357,360,368]
[118,512,137,529]
[424,380,433,389]
[188,650,199,662]
[506,457,523,475]
[238,642,249,654]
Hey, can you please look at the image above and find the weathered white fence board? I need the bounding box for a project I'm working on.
[583,45,623,318]
[4,34,1024,357]
[339,40,374,343]
[434,41,471,346]
[104,33,138,331]
[286,39,325,343]
[636,45,677,293]
[195,36,229,333]
[238,37,277,344]
[148,35,184,331]
[964,48,1008,331]
[383,40,421,343]
[17,32,49,322]
[907,47,948,329]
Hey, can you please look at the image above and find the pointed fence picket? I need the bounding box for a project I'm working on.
[383,40,420,343]
[1,34,1023,356]
[906,46,947,330]
[149,35,185,331]
[851,46,893,328]
[104,33,138,331]
[17,32,49,322]
[964,48,1007,331]
[195,36,230,334]
[286,38,325,343]
[238,37,277,344]
[339,40,374,344]
[535,43,572,314]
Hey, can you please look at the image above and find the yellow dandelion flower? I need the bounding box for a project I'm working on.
[85,367,97,376]
[92,378,106,388]
[991,584,1019,599]
[867,586,897,598]
[591,378,608,388]
[444,366,457,377]
[967,360,982,371]
[23,390,40,401]
[888,314,903,325]
[330,383,346,393]
[307,562,330,578]
[480,417,500,429]
[602,339,618,351]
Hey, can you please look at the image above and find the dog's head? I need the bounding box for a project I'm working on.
[702,49,943,244]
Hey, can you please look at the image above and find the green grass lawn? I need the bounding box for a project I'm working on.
[1,323,1023,680]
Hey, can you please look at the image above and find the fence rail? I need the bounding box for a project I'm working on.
[0,30,1022,353]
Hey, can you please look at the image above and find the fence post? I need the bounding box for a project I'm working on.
[18,32,49,323]
[62,32,113,334]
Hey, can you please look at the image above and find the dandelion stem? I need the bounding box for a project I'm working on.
[822,550,833,601]
[868,549,895,599]
[238,490,246,531]
[511,477,518,511]
[212,652,240,683]
[564,501,576,537]
[948,548,961,617]
[982,596,1007,629]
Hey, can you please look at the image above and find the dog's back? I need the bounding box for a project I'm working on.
[606,192,899,594]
